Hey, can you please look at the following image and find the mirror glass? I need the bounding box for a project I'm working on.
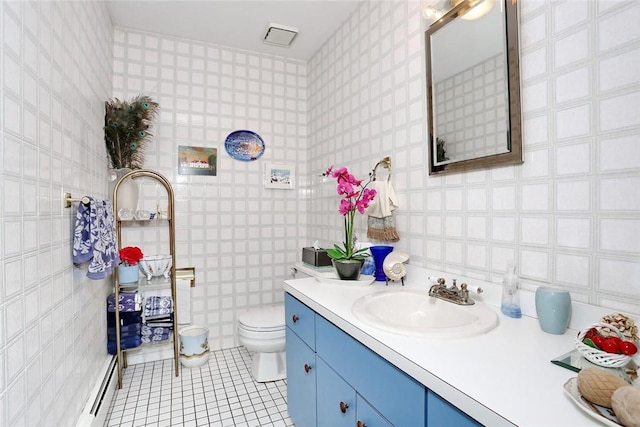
[425,0,522,175]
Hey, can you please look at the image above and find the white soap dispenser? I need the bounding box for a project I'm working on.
[501,262,522,318]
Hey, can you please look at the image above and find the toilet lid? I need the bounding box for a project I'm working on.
[238,304,285,331]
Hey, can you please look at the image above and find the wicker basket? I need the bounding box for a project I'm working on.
[575,322,632,368]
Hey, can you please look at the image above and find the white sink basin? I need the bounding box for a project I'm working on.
[351,289,499,339]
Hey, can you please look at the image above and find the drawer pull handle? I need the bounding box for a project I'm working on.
[357,422,367,427]
[340,401,349,414]
[304,363,312,373]
[292,314,299,323]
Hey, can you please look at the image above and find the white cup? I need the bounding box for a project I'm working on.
[118,208,134,220]
[135,209,151,220]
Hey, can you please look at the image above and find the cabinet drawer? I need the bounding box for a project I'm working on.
[427,390,481,427]
[316,315,426,427]
[285,293,316,349]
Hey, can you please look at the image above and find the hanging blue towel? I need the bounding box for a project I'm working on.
[73,197,119,280]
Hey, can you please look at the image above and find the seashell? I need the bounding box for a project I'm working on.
[383,251,410,280]
[612,386,640,427]
[577,367,629,408]
[384,262,407,281]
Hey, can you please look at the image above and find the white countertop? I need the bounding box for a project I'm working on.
[285,263,638,427]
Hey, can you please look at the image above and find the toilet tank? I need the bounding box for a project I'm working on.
[291,266,312,280]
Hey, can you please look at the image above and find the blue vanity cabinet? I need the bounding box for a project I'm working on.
[315,314,426,427]
[285,293,317,427]
[427,390,482,427]
[285,292,481,427]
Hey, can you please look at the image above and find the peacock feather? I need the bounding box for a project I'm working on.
[104,95,159,169]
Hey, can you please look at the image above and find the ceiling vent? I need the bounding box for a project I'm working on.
[263,23,299,47]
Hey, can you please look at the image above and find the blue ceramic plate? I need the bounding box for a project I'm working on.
[224,130,265,161]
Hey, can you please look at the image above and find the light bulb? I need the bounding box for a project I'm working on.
[451,0,496,20]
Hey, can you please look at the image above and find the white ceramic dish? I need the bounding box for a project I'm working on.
[138,255,172,281]
[563,377,622,426]
[314,272,374,286]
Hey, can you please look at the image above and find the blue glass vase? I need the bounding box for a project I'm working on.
[370,245,394,281]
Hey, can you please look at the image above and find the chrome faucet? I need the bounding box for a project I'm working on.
[428,278,482,306]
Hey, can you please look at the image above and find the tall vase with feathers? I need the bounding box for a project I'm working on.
[104,95,159,211]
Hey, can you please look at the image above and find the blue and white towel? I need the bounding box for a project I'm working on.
[107,292,143,312]
[141,325,171,343]
[144,296,173,318]
[73,197,119,279]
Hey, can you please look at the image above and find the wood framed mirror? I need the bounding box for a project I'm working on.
[425,0,522,175]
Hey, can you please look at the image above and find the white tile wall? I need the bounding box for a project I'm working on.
[112,28,309,351]
[307,0,640,312]
[0,1,113,426]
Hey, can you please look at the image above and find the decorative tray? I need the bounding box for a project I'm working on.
[552,349,639,384]
[314,272,375,286]
[224,130,265,161]
[563,378,623,426]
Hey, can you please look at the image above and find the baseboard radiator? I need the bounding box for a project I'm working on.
[76,355,118,427]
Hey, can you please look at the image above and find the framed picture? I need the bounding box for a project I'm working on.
[178,145,217,176]
[264,163,295,189]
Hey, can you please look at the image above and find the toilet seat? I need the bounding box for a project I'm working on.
[238,304,285,332]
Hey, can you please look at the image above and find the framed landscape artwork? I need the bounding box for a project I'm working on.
[178,146,217,176]
[264,163,295,189]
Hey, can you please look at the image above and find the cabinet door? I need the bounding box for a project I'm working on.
[427,390,482,427]
[356,395,393,427]
[286,327,317,427]
[316,357,356,427]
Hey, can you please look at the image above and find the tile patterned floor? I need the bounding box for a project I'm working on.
[106,347,294,427]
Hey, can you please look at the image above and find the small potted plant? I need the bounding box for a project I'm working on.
[118,246,143,284]
[324,166,377,280]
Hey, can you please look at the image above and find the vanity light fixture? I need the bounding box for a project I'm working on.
[422,5,445,21]
[451,0,496,20]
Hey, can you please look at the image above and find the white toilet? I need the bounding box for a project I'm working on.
[238,304,286,382]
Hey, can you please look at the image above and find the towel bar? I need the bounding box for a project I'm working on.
[371,156,392,181]
[64,192,91,208]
